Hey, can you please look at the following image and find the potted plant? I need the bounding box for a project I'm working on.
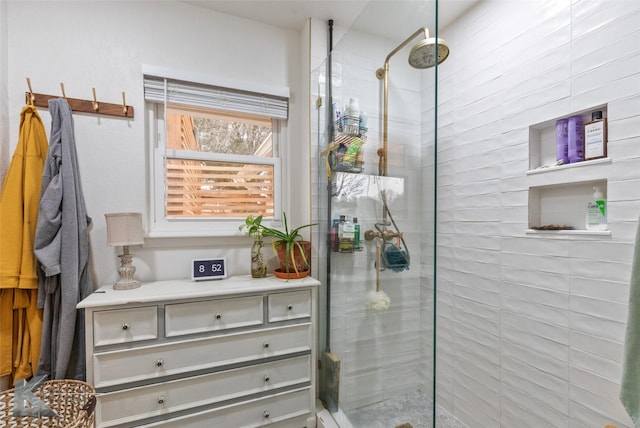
[240,213,316,278]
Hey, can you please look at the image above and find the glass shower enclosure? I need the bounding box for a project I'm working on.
[312,2,442,426]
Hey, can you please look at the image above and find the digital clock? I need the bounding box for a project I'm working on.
[191,258,227,281]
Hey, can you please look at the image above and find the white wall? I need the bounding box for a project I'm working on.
[2,1,308,287]
[436,0,640,426]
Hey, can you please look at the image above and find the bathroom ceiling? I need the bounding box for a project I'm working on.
[181,0,477,42]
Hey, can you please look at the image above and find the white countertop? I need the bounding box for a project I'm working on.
[77,275,320,308]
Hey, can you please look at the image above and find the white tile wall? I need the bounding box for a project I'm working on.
[436,1,640,427]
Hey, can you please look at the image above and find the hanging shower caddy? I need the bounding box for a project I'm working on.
[329,104,367,174]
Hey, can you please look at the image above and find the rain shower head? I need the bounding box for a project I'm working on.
[376,27,450,177]
[408,37,449,69]
[375,27,449,78]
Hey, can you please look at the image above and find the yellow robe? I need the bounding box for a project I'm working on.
[0,105,48,384]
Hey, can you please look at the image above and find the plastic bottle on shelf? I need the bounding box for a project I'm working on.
[584,110,607,160]
[345,98,360,133]
[335,142,347,169]
[555,118,569,164]
[331,218,340,252]
[339,216,355,253]
[568,115,584,163]
[586,186,607,231]
[353,217,360,250]
[332,103,342,132]
[338,215,346,241]
[359,111,368,134]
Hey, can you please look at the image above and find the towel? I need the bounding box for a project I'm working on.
[621,216,640,426]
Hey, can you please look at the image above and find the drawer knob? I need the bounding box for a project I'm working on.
[215,313,222,319]
[287,304,293,310]
[155,359,164,367]
[263,410,270,418]
[121,323,130,330]
[157,396,165,404]
[264,374,270,382]
[263,342,270,349]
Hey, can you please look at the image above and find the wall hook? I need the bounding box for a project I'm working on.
[92,87,99,111]
[25,84,133,118]
[26,77,35,106]
[121,91,128,114]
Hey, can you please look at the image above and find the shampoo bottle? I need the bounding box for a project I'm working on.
[339,216,355,253]
[555,119,569,164]
[586,186,607,231]
[353,217,360,250]
[584,110,607,160]
[568,115,584,163]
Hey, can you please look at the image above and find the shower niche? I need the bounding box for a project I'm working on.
[528,104,608,171]
[526,104,611,234]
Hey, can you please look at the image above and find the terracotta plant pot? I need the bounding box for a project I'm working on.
[274,240,311,274]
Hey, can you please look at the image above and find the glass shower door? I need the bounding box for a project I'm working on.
[313,50,436,428]
[312,2,440,426]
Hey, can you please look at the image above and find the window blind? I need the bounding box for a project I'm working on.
[144,76,288,120]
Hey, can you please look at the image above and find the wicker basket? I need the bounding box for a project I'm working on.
[0,379,95,427]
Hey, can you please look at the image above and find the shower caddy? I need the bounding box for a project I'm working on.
[328,99,367,174]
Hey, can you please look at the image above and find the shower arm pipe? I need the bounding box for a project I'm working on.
[377,27,430,179]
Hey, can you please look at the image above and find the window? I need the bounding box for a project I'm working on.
[144,68,289,237]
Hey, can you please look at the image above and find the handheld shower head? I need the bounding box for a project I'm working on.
[409,37,450,68]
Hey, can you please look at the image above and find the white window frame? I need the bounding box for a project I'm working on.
[144,66,288,238]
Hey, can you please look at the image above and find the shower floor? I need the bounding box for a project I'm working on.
[337,391,468,428]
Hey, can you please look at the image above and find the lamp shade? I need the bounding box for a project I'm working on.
[105,213,144,246]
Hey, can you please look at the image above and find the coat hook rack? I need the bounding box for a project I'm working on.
[26,78,35,106]
[122,92,128,115]
[92,87,99,112]
[24,78,134,118]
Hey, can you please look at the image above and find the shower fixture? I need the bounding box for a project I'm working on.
[364,227,402,242]
[364,189,410,274]
[364,28,448,279]
[376,27,449,177]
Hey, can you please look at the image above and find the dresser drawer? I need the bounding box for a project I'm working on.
[97,355,311,427]
[268,290,311,322]
[165,295,263,337]
[143,387,313,428]
[93,323,311,388]
[93,306,158,347]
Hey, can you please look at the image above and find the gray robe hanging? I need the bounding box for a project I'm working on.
[34,98,93,380]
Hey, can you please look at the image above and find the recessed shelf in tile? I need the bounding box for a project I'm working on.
[528,104,607,171]
[527,104,610,236]
[528,179,607,233]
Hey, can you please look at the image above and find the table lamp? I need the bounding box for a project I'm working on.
[105,212,144,290]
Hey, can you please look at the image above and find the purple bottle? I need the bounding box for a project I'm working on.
[568,115,584,163]
[555,119,569,164]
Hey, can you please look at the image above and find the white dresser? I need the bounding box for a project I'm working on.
[77,275,319,428]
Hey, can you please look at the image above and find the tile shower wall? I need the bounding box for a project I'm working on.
[434,1,640,427]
